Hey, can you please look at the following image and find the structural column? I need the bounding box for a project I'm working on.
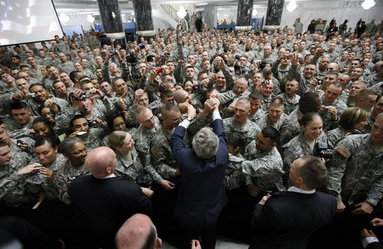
[97,0,126,46]
[132,0,155,38]
[236,0,254,31]
[264,0,285,30]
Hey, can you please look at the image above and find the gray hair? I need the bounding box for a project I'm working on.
[60,137,83,155]
[192,127,219,159]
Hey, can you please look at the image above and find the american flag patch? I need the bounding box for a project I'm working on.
[337,147,350,158]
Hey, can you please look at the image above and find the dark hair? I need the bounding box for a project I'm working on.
[68,114,89,135]
[29,83,46,92]
[60,137,83,155]
[299,92,320,113]
[262,126,280,144]
[227,132,246,148]
[299,112,322,127]
[249,91,263,101]
[0,140,8,148]
[298,155,328,189]
[107,113,127,131]
[10,101,29,111]
[34,135,60,149]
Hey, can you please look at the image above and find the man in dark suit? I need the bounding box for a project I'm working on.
[170,98,228,249]
[69,147,152,249]
[249,155,337,249]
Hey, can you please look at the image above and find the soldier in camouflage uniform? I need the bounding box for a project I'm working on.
[108,131,146,183]
[55,137,89,205]
[280,92,321,146]
[282,113,328,186]
[257,97,287,132]
[151,104,182,185]
[223,98,261,153]
[133,106,166,188]
[327,113,383,215]
[242,127,285,197]
[276,79,300,115]
[6,101,35,139]
[248,92,265,124]
[0,137,34,209]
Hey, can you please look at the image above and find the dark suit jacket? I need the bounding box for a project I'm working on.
[69,175,152,248]
[170,118,229,228]
[367,242,383,249]
[250,191,337,249]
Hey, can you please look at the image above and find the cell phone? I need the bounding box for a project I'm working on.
[26,93,35,99]
[76,131,87,136]
[156,68,163,74]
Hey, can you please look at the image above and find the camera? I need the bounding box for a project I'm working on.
[89,120,97,127]
[127,53,137,64]
[26,93,35,99]
[313,142,333,159]
[192,84,201,92]
[17,139,23,147]
[139,44,145,49]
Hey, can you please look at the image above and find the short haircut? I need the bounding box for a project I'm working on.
[192,127,219,159]
[329,82,345,91]
[298,155,328,189]
[10,101,29,111]
[262,126,280,144]
[60,137,83,155]
[29,83,46,92]
[269,96,284,107]
[135,106,150,122]
[339,107,369,130]
[68,114,89,134]
[357,89,378,102]
[227,132,246,148]
[160,103,179,118]
[160,90,174,100]
[249,91,263,101]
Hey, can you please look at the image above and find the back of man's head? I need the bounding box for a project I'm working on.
[85,147,116,178]
[192,127,219,159]
[115,214,161,249]
[299,155,328,189]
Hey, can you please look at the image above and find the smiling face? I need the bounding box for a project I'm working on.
[302,116,323,141]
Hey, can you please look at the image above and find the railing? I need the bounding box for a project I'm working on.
[160,4,181,24]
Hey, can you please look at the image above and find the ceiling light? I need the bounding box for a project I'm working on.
[361,0,375,9]
[177,6,186,19]
[286,0,297,12]
[252,8,257,16]
[87,15,95,23]
[59,13,69,23]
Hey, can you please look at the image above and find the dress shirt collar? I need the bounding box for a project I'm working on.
[288,186,315,194]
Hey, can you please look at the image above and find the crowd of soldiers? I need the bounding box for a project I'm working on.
[0,16,383,248]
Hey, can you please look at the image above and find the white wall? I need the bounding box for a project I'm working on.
[57,12,95,33]
[217,5,268,24]
[280,1,383,31]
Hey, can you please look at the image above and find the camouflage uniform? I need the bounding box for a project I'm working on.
[80,127,107,151]
[248,109,265,124]
[114,149,146,182]
[257,113,287,131]
[133,122,161,182]
[5,117,34,139]
[327,134,383,206]
[260,95,272,112]
[224,153,245,190]
[280,108,303,146]
[276,93,300,115]
[326,127,348,148]
[282,132,328,173]
[242,141,285,192]
[57,61,76,75]
[0,143,34,207]
[27,153,67,200]
[151,127,178,180]
[54,160,89,204]
[223,118,261,151]
[52,42,69,54]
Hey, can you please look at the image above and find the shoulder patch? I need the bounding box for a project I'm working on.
[336,147,350,158]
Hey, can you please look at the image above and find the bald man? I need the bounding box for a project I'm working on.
[115,214,162,249]
[69,147,152,249]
